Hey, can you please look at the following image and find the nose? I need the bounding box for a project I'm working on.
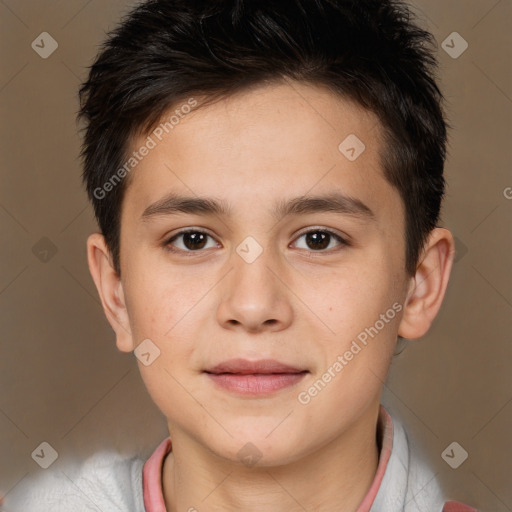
[216,246,294,334]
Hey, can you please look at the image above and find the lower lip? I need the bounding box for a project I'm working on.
[206,372,308,395]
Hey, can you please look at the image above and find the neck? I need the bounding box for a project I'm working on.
[162,404,380,512]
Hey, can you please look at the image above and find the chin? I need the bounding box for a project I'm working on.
[206,426,305,467]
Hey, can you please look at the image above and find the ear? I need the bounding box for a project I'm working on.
[398,228,455,339]
[87,233,134,352]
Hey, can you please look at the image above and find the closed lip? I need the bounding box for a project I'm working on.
[204,358,307,375]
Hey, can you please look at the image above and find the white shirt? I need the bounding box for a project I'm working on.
[4,406,449,512]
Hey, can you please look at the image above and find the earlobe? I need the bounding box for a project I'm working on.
[398,228,455,340]
[86,233,134,352]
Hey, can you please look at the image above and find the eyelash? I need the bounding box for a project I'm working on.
[163,228,350,256]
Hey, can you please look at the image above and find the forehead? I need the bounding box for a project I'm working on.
[121,81,401,227]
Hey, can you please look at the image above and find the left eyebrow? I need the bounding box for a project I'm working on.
[140,192,375,222]
[271,193,375,221]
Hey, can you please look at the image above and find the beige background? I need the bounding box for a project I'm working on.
[0,0,510,510]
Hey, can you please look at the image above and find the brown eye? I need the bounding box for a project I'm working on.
[293,230,347,252]
[305,232,330,250]
[181,232,208,250]
[166,230,218,252]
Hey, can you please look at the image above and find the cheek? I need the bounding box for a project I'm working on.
[318,260,400,337]
[124,257,202,340]
[123,259,208,370]
[301,256,403,396]
[137,360,197,431]
[296,275,399,425]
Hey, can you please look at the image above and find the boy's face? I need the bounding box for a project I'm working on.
[114,82,411,463]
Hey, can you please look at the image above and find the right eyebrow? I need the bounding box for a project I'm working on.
[141,193,231,221]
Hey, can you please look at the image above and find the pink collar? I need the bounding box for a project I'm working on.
[143,405,393,512]
[142,436,172,512]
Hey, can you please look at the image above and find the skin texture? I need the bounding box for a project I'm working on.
[87,81,454,512]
